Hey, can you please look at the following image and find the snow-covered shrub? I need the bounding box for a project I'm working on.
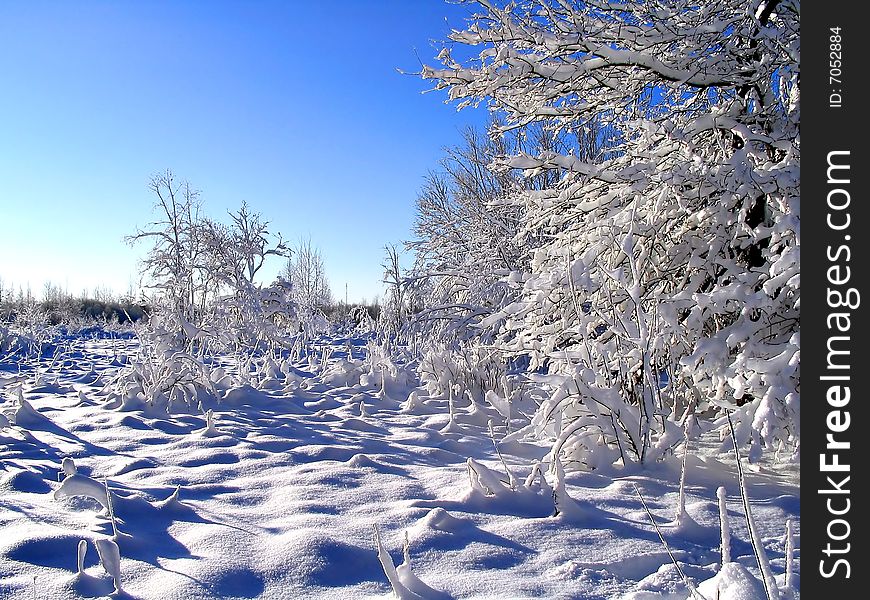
[207,278,301,353]
[709,336,800,462]
[518,366,683,470]
[0,324,39,357]
[117,184,328,413]
[321,356,366,388]
[457,457,557,517]
[348,305,377,333]
[297,307,330,339]
[357,340,415,401]
[105,322,218,414]
[127,173,297,348]
[418,342,504,405]
[0,302,67,359]
[420,0,800,466]
[405,124,551,346]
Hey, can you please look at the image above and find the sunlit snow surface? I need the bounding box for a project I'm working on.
[0,333,799,599]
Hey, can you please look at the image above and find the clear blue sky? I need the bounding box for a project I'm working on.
[0,0,487,304]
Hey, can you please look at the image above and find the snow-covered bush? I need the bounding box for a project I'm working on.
[347,305,377,333]
[359,340,414,399]
[418,342,504,404]
[115,175,326,412]
[104,323,218,414]
[208,278,301,353]
[280,237,332,310]
[0,324,39,357]
[516,366,683,470]
[0,302,62,359]
[419,0,800,467]
[127,172,291,339]
[321,356,366,388]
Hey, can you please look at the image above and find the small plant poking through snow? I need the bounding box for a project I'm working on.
[396,532,450,600]
[460,456,554,517]
[439,385,464,434]
[466,458,511,498]
[199,408,221,437]
[717,486,731,567]
[665,432,707,541]
[76,539,87,576]
[487,420,517,490]
[60,457,77,480]
[374,525,422,600]
[104,478,120,540]
[697,562,765,600]
[632,483,705,600]
[94,538,122,593]
[374,526,445,600]
[728,414,778,599]
[400,389,424,413]
[4,385,47,427]
[778,518,797,599]
[156,486,183,510]
[550,453,586,522]
[484,388,511,433]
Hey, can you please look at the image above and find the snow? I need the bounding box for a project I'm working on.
[0,332,799,599]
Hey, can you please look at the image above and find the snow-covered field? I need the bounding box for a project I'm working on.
[1,332,799,599]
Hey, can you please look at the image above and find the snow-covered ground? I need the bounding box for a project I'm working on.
[0,332,799,599]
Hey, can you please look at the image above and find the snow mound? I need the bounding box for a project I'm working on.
[696,562,766,600]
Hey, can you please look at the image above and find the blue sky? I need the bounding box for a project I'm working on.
[0,0,487,303]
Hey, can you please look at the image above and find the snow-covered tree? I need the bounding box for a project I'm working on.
[381,244,408,337]
[128,173,297,353]
[407,121,594,343]
[422,0,799,465]
[199,202,292,347]
[200,201,289,297]
[281,238,332,310]
[126,170,210,322]
[406,125,526,343]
